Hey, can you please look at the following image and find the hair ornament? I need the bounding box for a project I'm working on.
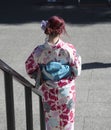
[41,20,48,31]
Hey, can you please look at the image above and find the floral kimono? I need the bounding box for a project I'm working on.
[25,39,81,130]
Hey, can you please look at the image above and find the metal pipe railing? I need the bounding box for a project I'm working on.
[0,59,45,130]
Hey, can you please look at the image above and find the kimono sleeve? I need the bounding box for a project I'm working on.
[25,50,39,79]
[67,43,82,77]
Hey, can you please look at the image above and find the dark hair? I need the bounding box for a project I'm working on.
[45,16,66,36]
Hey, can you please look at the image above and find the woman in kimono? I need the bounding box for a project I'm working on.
[25,16,81,130]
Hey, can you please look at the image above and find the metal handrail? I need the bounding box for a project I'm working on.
[0,59,41,96]
[0,59,45,130]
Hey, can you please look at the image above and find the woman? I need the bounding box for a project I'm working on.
[25,16,81,130]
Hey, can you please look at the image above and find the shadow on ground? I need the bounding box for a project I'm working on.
[0,3,111,25]
[82,62,111,70]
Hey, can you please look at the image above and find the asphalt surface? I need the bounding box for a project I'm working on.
[0,5,111,130]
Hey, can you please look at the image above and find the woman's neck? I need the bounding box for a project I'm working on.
[48,35,60,44]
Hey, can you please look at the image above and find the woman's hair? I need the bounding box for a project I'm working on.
[45,16,66,36]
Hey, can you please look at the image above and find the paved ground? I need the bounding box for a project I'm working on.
[0,5,111,130]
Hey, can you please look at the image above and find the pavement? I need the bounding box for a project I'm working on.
[0,5,111,130]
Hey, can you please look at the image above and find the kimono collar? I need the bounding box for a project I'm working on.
[44,39,62,48]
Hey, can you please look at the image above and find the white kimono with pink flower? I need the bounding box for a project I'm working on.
[25,39,81,130]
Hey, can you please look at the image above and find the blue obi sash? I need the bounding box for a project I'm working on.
[41,62,71,81]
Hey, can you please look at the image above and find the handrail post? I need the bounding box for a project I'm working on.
[4,72,15,130]
[25,87,33,130]
[39,97,45,130]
